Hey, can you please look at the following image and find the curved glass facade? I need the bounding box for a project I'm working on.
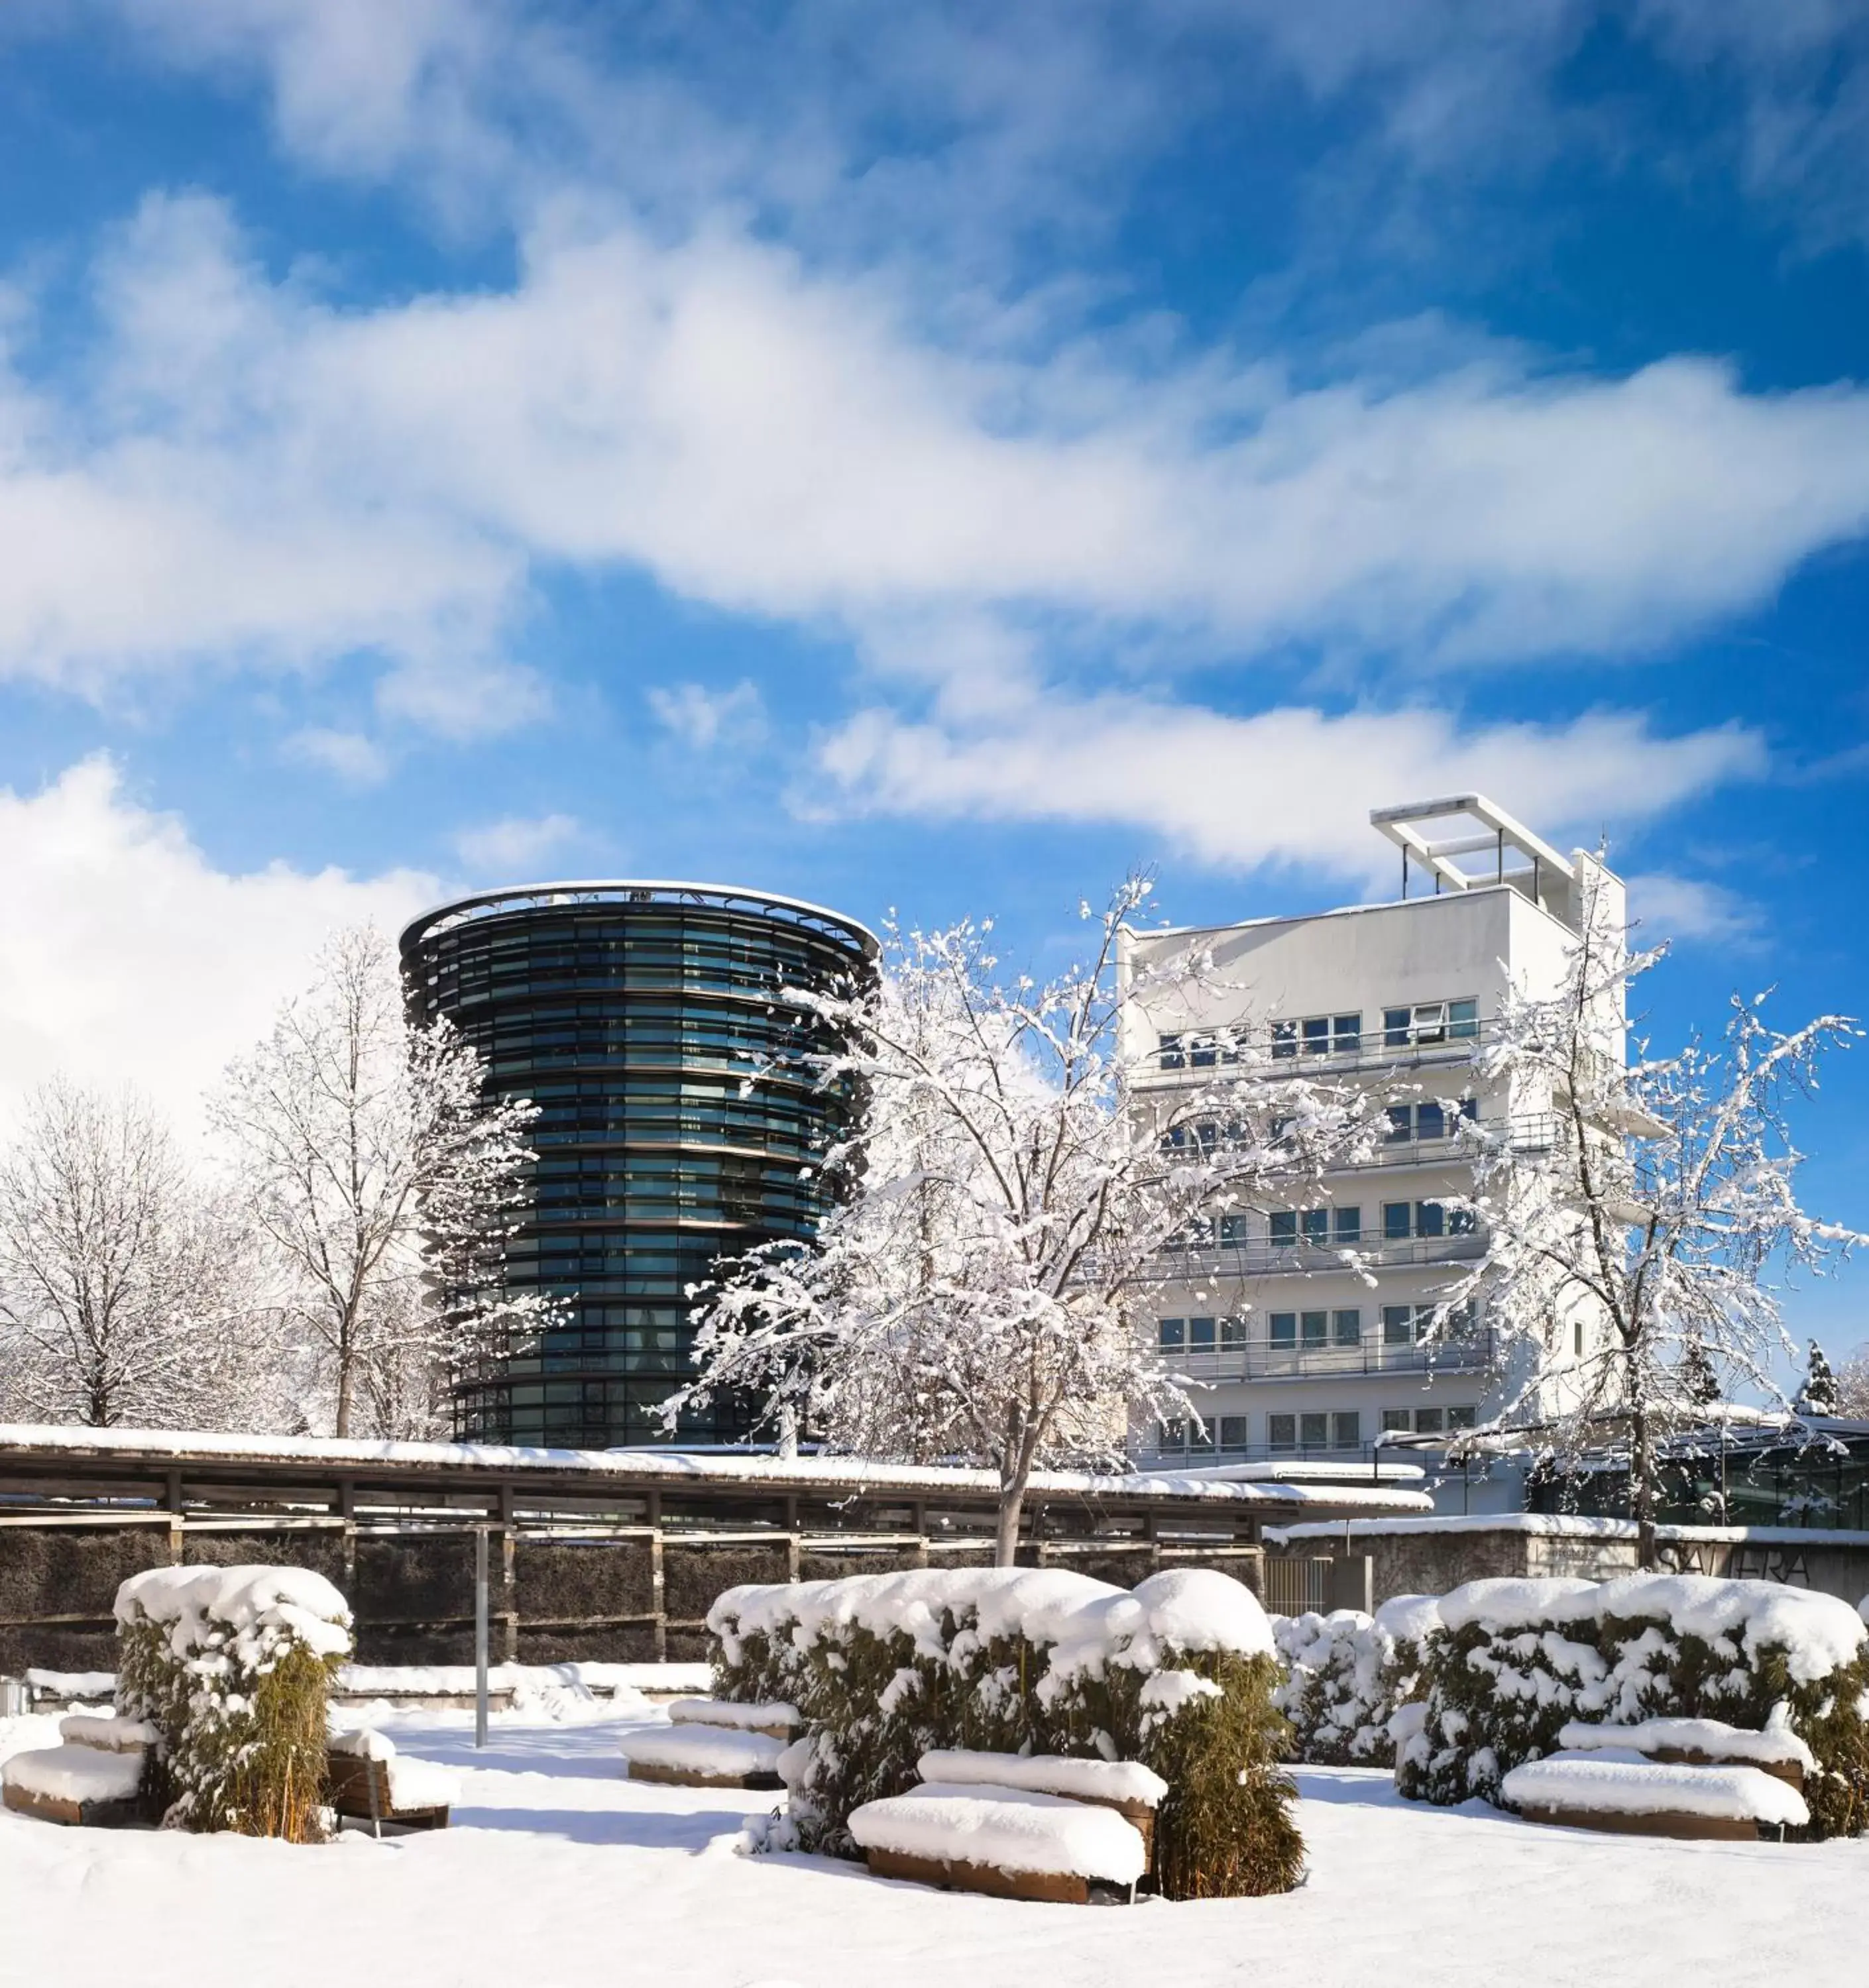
[400,884,877,1449]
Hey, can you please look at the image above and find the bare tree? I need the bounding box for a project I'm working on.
[1837,1345,1869,1420]
[0,1080,266,1428]
[667,881,1374,1564]
[209,924,553,1439]
[1442,866,1862,1566]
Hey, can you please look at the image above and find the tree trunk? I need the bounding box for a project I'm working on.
[994,1478,1027,1567]
[1630,1399,1657,1571]
[335,1353,353,1439]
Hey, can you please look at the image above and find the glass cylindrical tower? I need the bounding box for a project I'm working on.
[399,882,878,1449]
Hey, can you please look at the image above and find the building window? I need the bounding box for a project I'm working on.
[1273,1013,1362,1058]
[1414,1407,1445,1435]
[1447,1405,1477,1430]
[1383,1304,1420,1345]
[1271,1211,1298,1247]
[1333,1307,1362,1347]
[1188,1315,1216,1352]
[1383,999,1479,1049]
[1269,1413,1296,1451]
[1381,1199,1475,1241]
[1381,1408,1412,1432]
[1334,1207,1361,1244]
[1333,1411,1361,1450]
[1220,1315,1248,1350]
[1300,1310,1328,1349]
[1300,1411,1329,1448]
[1301,1207,1329,1244]
[1219,1414,1250,1451]
[1159,1033,1184,1070]
[1270,1312,1297,1349]
[1218,1212,1249,1246]
[1158,1317,1185,1351]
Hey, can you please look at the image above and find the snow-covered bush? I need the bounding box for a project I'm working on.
[1394,1574,1869,1838]
[115,1565,353,1840]
[709,1567,1304,1899]
[1271,1595,1436,1767]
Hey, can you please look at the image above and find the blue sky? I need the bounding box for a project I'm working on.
[1,2,1868,1362]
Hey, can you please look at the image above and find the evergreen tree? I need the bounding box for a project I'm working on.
[1796,1339,1841,1417]
[1678,1337,1721,1411]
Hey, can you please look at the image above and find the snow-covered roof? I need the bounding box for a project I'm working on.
[0,1423,1433,1513]
[1265,1512,1869,1547]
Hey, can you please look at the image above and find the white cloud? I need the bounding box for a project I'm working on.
[1626,871,1764,947]
[451,810,581,876]
[647,679,767,750]
[9,192,1869,729]
[0,758,438,1137]
[284,726,391,785]
[812,694,1768,883]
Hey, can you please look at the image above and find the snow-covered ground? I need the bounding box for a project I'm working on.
[4,1705,1861,1988]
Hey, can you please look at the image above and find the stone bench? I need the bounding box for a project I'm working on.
[619,1720,786,1790]
[1502,1753,1811,1841]
[850,1782,1149,1906]
[916,1749,1166,1865]
[326,1730,457,1834]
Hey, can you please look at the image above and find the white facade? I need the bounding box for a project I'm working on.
[1120,795,1624,1472]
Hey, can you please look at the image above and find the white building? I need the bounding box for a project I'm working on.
[1120,794,1624,1472]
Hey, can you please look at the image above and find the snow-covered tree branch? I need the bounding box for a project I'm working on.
[1438,864,1864,1565]
[209,924,555,1439]
[664,879,1377,1563]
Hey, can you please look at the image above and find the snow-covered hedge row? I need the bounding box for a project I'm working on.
[708,1567,1303,1899]
[1271,1596,1437,1767]
[1394,1573,1869,1838]
[115,1565,353,1840]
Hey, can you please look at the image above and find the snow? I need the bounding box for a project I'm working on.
[382,1754,459,1811]
[667,1698,800,1732]
[0,1419,1430,1512]
[712,1565,1273,1684]
[327,1725,461,1809]
[3,1741,144,1804]
[1267,1513,1869,1547]
[58,1714,156,1752]
[1435,1573,1866,1683]
[848,1783,1148,1885]
[1372,1593,1441,1645]
[619,1726,785,1779]
[4,1708,1868,1988]
[917,1750,1166,1807]
[24,1669,113,1700]
[115,1563,353,1661]
[1555,1716,1815,1771]
[1501,1755,1809,1828]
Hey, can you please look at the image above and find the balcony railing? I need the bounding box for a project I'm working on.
[1131,1434,1475,1470]
[1153,1330,1498,1382]
[1137,1232,1486,1281]
[1145,1021,1487,1083]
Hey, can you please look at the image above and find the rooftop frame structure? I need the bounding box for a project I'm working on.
[1371,793,1577,915]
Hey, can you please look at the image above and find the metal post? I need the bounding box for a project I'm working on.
[474,1525,490,1749]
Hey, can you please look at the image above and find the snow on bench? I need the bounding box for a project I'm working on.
[1502,1754,1810,1841]
[3,1742,145,1828]
[326,1728,459,1832]
[916,1750,1166,1861]
[917,1750,1165,1808]
[618,1724,786,1790]
[58,1714,158,1755]
[1554,1714,1813,1787]
[665,1698,801,1740]
[850,1782,1149,1905]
